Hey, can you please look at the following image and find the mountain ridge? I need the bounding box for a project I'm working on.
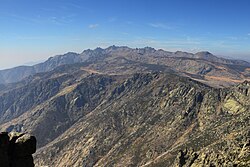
[0,46,249,86]
[0,46,249,166]
[0,67,249,166]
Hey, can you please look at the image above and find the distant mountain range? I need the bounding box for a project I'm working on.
[0,46,249,87]
[0,46,249,166]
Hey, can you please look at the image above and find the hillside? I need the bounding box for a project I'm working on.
[0,67,249,166]
[32,74,249,167]
[2,0,250,166]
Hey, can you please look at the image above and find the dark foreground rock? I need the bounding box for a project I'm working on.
[0,132,36,167]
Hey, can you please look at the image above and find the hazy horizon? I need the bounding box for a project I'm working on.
[1,45,250,70]
[1,0,250,69]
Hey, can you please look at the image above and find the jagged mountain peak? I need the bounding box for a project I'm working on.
[195,51,217,59]
[0,45,249,86]
[49,52,79,60]
[195,51,213,55]
[106,45,120,50]
[142,46,156,51]
[174,50,194,57]
[94,47,104,52]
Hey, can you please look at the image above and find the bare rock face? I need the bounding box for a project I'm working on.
[0,132,36,167]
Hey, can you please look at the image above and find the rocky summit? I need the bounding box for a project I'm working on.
[0,132,36,167]
[0,46,249,166]
[0,46,249,87]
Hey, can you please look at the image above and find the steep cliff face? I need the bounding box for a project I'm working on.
[0,132,36,167]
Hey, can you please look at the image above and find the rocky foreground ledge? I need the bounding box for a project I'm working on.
[0,132,36,167]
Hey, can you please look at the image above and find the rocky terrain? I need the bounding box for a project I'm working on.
[0,132,36,167]
[0,46,249,166]
[0,46,249,87]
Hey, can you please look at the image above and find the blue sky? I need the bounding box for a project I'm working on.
[0,0,250,69]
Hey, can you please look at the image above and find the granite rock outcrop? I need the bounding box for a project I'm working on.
[0,132,36,167]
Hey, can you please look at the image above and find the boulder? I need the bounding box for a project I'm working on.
[0,132,36,167]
